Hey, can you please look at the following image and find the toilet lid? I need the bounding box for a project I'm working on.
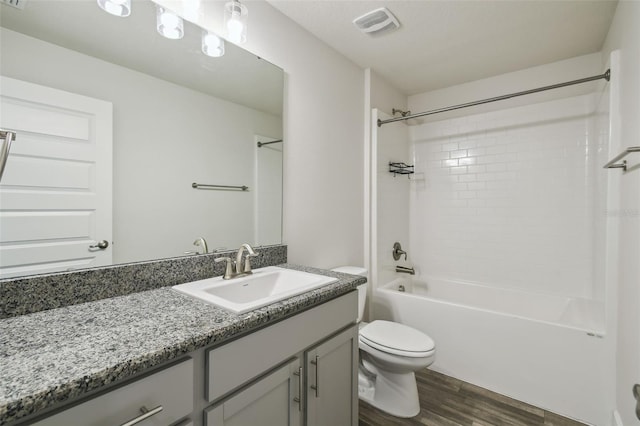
[359,320,435,356]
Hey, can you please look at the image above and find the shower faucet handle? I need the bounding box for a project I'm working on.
[392,242,407,261]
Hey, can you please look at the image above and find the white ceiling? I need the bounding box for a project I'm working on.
[267,0,618,95]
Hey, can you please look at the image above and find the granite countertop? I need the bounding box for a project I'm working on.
[0,264,365,425]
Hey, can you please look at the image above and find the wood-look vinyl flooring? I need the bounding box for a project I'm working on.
[359,369,587,426]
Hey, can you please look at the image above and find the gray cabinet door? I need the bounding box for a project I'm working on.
[206,358,303,426]
[305,326,358,426]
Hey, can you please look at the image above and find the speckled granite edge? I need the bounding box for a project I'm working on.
[0,245,287,318]
[0,264,365,425]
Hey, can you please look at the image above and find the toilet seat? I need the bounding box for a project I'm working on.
[359,320,435,358]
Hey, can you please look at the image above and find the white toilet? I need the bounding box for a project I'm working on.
[331,266,436,418]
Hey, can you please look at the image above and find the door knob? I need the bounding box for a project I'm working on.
[89,240,109,249]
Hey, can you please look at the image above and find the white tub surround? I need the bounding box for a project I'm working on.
[408,92,609,302]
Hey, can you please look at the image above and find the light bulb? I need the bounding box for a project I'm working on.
[162,14,178,27]
[226,18,244,44]
[97,0,131,17]
[156,6,184,40]
[202,31,225,57]
[223,0,247,44]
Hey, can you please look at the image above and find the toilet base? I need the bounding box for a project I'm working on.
[358,363,420,418]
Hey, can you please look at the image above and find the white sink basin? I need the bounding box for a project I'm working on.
[172,266,338,314]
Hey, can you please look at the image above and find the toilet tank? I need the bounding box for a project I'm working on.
[331,266,367,322]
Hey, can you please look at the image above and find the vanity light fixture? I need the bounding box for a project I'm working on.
[223,0,248,44]
[156,5,184,40]
[202,30,225,57]
[97,0,131,17]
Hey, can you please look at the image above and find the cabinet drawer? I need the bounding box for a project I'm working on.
[207,291,357,402]
[34,358,193,426]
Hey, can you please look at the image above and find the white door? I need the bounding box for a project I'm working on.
[0,76,112,278]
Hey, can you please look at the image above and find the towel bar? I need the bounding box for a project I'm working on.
[192,182,249,191]
[604,146,640,172]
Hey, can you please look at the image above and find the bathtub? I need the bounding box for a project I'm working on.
[373,277,611,426]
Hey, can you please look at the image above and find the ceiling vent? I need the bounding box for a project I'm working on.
[353,8,400,36]
[0,0,27,10]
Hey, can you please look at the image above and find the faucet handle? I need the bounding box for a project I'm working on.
[392,242,407,261]
[243,252,260,273]
[215,257,234,279]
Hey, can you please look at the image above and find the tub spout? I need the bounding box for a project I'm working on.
[396,266,415,275]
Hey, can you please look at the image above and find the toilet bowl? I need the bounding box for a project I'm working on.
[331,266,436,418]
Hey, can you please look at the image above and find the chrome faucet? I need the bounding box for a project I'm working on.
[236,243,258,273]
[396,265,415,275]
[184,237,209,255]
[215,243,260,279]
[194,237,209,254]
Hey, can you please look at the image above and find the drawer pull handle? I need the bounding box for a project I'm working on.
[310,356,319,397]
[293,367,302,411]
[120,405,163,426]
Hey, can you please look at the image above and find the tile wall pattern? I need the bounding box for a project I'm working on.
[408,94,609,298]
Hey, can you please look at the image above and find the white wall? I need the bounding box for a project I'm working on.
[157,0,365,269]
[408,93,607,300]
[405,53,609,302]
[255,135,283,246]
[370,70,408,115]
[602,2,640,424]
[0,28,281,263]
[373,111,411,291]
[363,70,408,320]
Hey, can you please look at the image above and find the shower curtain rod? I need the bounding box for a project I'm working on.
[377,69,611,127]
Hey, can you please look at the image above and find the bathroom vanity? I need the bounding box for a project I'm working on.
[0,262,364,426]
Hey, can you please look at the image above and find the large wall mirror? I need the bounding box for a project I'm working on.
[0,0,284,279]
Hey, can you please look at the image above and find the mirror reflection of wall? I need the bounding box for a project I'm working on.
[254,136,283,246]
[0,0,283,279]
